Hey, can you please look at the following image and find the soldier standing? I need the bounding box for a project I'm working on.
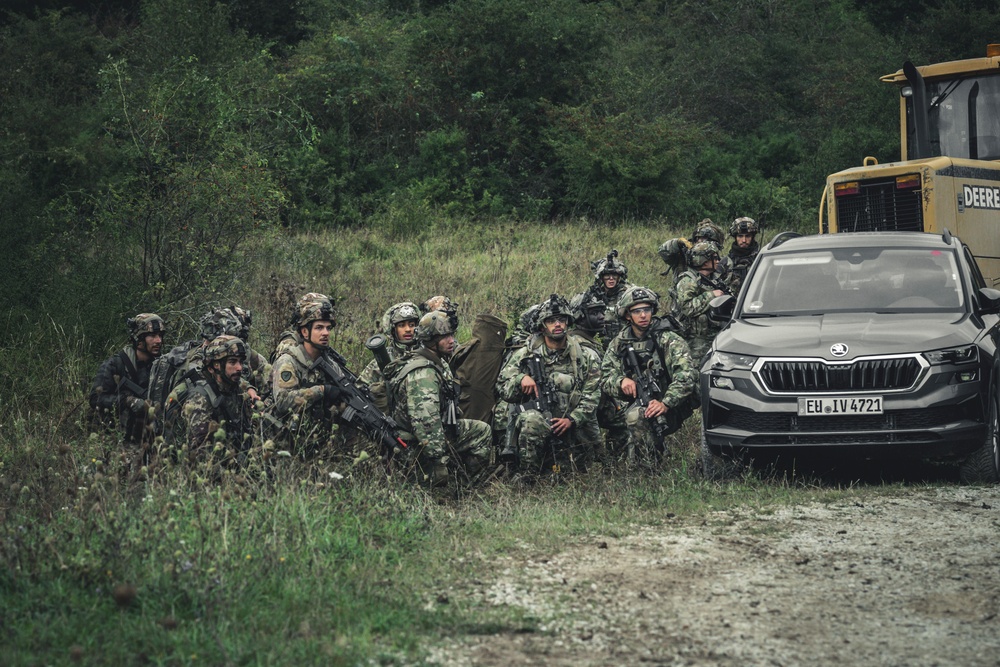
[601,286,696,466]
[584,249,633,346]
[722,216,761,291]
[89,313,165,444]
[496,294,602,479]
[674,241,727,369]
[386,311,492,488]
[164,335,255,471]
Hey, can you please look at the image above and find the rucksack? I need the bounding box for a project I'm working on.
[146,340,200,435]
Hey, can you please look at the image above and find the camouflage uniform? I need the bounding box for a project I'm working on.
[721,217,761,292]
[601,288,697,465]
[584,250,633,346]
[496,296,602,475]
[164,336,255,469]
[358,302,421,412]
[386,321,491,487]
[88,313,165,444]
[672,241,728,368]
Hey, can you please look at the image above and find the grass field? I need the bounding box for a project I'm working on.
[1,216,899,666]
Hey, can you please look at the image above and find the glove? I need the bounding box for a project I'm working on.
[323,384,342,403]
[126,396,146,415]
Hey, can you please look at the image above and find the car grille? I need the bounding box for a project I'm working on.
[835,177,923,232]
[758,357,921,393]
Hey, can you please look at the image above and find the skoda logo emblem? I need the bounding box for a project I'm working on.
[830,343,849,357]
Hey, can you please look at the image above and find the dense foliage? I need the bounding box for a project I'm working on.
[1,0,997,350]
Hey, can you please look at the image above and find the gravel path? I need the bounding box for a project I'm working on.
[427,486,1000,666]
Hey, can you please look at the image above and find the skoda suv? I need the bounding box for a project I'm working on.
[701,230,1000,482]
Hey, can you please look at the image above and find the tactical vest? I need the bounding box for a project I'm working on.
[146,341,200,435]
[163,376,251,450]
[385,349,461,433]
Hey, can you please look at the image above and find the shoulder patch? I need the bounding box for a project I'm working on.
[281,370,292,382]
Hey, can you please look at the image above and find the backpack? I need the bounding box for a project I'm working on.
[146,341,200,435]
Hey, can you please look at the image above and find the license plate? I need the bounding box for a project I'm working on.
[797,396,883,416]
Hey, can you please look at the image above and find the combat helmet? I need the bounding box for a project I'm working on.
[730,216,759,236]
[568,291,604,322]
[534,294,574,329]
[616,285,660,320]
[414,310,455,342]
[591,249,628,280]
[691,219,725,246]
[687,241,721,269]
[203,334,247,364]
[128,313,166,343]
[517,303,541,333]
[298,294,336,328]
[420,295,459,331]
[230,306,252,340]
[380,302,421,336]
[199,308,243,340]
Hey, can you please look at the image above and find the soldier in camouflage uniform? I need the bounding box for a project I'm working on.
[271,292,330,362]
[584,249,633,347]
[358,302,420,411]
[229,306,272,398]
[673,241,728,369]
[385,311,491,488]
[89,313,165,444]
[721,216,760,292]
[270,294,350,455]
[420,295,459,333]
[164,335,255,470]
[601,286,696,466]
[496,294,602,478]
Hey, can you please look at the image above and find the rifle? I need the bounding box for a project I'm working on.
[699,272,733,297]
[315,352,408,454]
[510,353,564,471]
[623,345,671,451]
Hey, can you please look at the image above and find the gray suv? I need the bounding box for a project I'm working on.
[701,230,1000,482]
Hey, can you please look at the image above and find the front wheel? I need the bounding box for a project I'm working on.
[959,391,1000,484]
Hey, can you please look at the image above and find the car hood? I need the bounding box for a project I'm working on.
[717,312,976,360]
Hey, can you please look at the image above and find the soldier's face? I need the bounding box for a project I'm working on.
[585,307,605,330]
[627,305,653,331]
[432,334,456,358]
[303,320,333,348]
[602,274,620,290]
[137,333,162,358]
[698,258,718,277]
[736,233,754,249]
[541,315,569,341]
[223,357,243,385]
[394,319,417,344]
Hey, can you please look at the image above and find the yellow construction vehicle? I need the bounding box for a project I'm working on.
[820,44,1000,285]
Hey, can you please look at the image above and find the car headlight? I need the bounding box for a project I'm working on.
[923,345,978,365]
[708,351,758,372]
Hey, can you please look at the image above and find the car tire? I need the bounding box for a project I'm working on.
[959,390,1000,484]
[700,430,741,481]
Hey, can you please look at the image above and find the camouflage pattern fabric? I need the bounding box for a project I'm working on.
[583,278,634,347]
[271,329,302,363]
[568,328,622,461]
[387,348,491,487]
[358,337,411,412]
[270,343,343,453]
[673,268,725,365]
[496,333,602,473]
[245,347,272,398]
[165,371,254,468]
[88,346,154,444]
[723,240,760,291]
[601,321,696,464]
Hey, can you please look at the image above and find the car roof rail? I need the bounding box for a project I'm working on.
[767,231,802,249]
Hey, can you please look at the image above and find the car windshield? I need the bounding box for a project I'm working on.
[740,247,964,316]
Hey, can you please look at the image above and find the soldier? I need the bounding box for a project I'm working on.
[420,295,459,333]
[496,294,602,478]
[601,286,696,466]
[270,294,348,454]
[89,313,165,444]
[691,218,725,247]
[164,334,255,470]
[568,291,622,461]
[673,241,728,369]
[584,249,633,346]
[359,301,421,411]
[229,306,272,397]
[271,292,330,362]
[723,216,761,290]
[385,311,492,488]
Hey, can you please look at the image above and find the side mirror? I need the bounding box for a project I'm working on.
[977,287,1000,315]
[708,294,736,325]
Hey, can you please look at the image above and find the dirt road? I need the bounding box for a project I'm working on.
[427,486,1000,666]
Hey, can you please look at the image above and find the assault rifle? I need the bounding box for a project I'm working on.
[501,353,563,465]
[699,273,733,297]
[623,345,671,451]
[315,351,408,454]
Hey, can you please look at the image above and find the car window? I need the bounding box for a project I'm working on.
[741,247,964,316]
